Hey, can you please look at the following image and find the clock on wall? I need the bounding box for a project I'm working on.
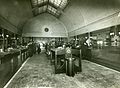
[44,28,49,32]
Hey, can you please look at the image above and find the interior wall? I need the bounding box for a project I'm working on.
[22,13,67,37]
[0,0,33,34]
[60,0,120,36]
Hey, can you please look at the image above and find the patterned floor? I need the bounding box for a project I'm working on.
[6,53,120,88]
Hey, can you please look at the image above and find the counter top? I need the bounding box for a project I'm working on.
[0,52,11,59]
[0,47,28,60]
[51,48,65,52]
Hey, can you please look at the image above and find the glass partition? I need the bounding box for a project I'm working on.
[87,25,120,71]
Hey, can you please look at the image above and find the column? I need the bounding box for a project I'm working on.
[2,29,5,52]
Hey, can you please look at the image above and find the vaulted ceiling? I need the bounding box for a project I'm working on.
[0,0,33,34]
[59,0,120,36]
[1,0,120,37]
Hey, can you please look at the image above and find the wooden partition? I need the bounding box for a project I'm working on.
[71,49,82,72]
[54,49,65,74]
[0,53,12,88]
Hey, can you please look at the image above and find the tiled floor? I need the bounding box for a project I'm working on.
[6,53,120,88]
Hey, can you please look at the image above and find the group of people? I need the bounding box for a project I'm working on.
[30,37,92,56]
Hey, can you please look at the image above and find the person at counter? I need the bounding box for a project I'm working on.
[11,42,17,48]
[81,39,89,59]
[86,38,92,48]
[65,44,72,58]
[81,38,92,60]
[27,42,34,57]
[37,44,41,54]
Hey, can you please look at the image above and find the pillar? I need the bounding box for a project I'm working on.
[2,29,5,52]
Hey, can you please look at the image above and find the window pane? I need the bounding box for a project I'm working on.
[43,5,47,11]
[48,5,57,14]
[50,0,55,3]
[31,0,38,7]
[60,0,68,9]
[38,0,44,4]
[38,7,43,13]
[38,5,47,13]
[49,0,68,9]
[54,0,61,6]
[33,8,39,15]
[44,0,48,2]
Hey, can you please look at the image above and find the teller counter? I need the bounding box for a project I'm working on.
[0,47,29,88]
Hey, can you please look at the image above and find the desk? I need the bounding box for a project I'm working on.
[50,48,65,64]
[50,48,82,75]
[51,48,66,73]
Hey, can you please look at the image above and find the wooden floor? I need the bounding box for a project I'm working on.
[5,52,120,88]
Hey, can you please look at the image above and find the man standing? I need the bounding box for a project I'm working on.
[37,44,41,54]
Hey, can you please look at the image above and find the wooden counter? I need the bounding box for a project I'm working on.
[0,47,29,88]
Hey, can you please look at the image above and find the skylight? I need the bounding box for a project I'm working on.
[31,0,68,18]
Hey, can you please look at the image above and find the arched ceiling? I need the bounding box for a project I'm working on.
[30,0,69,18]
[1,0,120,37]
[0,0,33,34]
[59,0,120,36]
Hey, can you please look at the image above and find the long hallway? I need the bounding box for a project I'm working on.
[0,0,120,88]
[5,52,120,88]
